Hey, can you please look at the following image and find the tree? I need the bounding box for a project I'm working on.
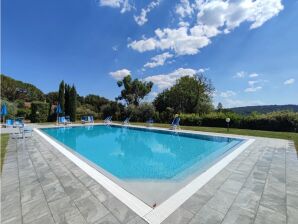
[153,74,214,115]
[1,74,44,102]
[101,102,122,120]
[30,101,50,123]
[64,84,70,115]
[69,85,77,121]
[45,92,58,104]
[58,81,65,112]
[84,94,109,112]
[217,102,223,112]
[116,75,153,106]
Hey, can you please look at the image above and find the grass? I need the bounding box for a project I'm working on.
[1,134,9,172]
[127,122,298,151]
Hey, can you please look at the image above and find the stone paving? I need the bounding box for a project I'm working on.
[1,130,298,224]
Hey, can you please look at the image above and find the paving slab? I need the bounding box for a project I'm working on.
[1,128,297,224]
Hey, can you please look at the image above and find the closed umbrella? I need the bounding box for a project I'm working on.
[1,104,8,123]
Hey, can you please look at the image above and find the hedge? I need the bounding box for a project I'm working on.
[179,111,298,132]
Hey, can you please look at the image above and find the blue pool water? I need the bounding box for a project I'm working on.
[42,125,242,180]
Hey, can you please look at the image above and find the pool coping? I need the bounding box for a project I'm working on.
[34,124,255,224]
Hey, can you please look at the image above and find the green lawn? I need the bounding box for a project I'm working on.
[127,122,298,151]
[1,134,9,171]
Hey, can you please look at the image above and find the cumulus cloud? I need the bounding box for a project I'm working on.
[100,0,122,8]
[144,52,173,68]
[220,90,236,98]
[129,26,216,55]
[234,71,246,78]
[99,0,132,13]
[143,68,199,90]
[129,0,283,55]
[249,73,259,78]
[245,79,264,92]
[110,69,131,80]
[176,0,193,18]
[234,71,260,78]
[245,86,262,92]
[134,0,161,26]
[284,78,295,85]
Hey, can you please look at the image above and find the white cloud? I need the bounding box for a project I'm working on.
[100,0,122,8]
[196,0,283,30]
[112,45,118,51]
[249,73,259,78]
[120,0,132,13]
[110,69,131,80]
[248,80,259,86]
[99,0,132,13]
[128,38,157,52]
[134,0,161,26]
[144,91,159,102]
[144,52,173,68]
[245,86,262,92]
[129,26,214,55]
[143,68,199,90]
[220,90,236,98]
[176,0,193,18]
[234,71,260,78]
[129,0,283,55]
[284,78,295,85]
[234,71,246,78]
[178,21,190,27]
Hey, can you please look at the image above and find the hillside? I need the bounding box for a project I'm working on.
[230,105,298,115]
[1,74,45,102]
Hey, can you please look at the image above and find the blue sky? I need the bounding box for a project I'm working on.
[2,0,298,107]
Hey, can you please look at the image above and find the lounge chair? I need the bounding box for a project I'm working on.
[19,124,33,138]
[104,116,112,124]
[4,119,14,128]
[14,118,24,127]
[123,117,130,125]
[170,117,180,130]
[82,116,94,124]
[58,116,68,125]
[65,116,72,124]
[146,118,154,127]
[89,116,94,123]
[81,116,87,124]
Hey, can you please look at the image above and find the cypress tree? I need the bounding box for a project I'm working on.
[64,84,70,116]
[58,81,65,113]
[69,85,77,121]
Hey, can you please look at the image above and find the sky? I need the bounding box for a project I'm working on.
[2,0,298,108]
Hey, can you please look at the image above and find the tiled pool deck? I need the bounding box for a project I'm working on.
[1,127,298,224]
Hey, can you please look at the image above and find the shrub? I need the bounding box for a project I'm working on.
[16,108,31,119]
[178,111,298,132]
[30,101,49,123]
[101,102,122,120]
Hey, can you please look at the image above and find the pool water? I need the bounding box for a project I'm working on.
[42,125,242,180]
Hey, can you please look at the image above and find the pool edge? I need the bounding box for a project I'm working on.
[34,126,255,224]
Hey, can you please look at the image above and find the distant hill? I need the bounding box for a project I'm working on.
[1,74,45,102]
[230,105,298,115]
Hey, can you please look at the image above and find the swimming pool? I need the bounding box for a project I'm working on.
[37,124,253,223]
[42,125,242,180]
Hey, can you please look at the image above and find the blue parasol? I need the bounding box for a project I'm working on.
[1,104,8,116]
[1,104,8,124]
[56,103,62,114]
